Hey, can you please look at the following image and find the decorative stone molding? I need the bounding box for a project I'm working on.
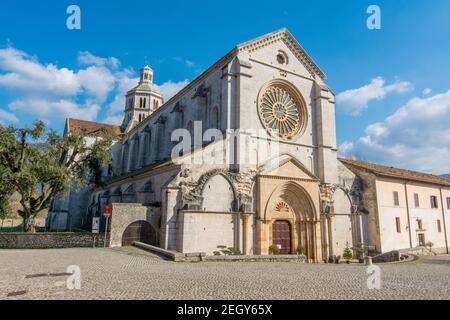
[192,82,210,99]
[275,201,290,212]
[179,168,256,212]
[237,29,326,80]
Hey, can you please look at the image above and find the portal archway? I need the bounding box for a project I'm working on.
[258,181,321,261]
[122,220,157,246]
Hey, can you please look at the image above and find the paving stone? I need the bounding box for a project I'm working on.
[0,247,449,300]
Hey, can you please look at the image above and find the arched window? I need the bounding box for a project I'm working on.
[139,114,142,122]
[143,98,147,109]
[202,175,235,212]
[122,142,130,173]
[211,106,219,129]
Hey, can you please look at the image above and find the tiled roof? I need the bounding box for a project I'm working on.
[339,158,450,187]
[66,118,122,137]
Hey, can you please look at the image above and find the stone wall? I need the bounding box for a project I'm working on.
[109,203,160,248]
[0,232,108,249]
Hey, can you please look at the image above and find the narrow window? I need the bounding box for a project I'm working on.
[143,98,147,108]
[431,196,438,209]
[447,197,450,209]
[396,217,401,233]
[437,220,442,233]
[393,191,399,206]
[414,193,420,208]
[417,219,423,230]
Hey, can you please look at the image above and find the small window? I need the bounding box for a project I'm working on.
[447,197,450,209]
[414,193,420,208]
[417,219,423,230]
[393,191,399,206]
[437,220,442,233]
[431,196,439,209]
[396,217,401,233]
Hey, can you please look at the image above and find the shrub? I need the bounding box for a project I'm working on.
[296,246,306,255]
[343,243,353,263]
[269,245,279,255]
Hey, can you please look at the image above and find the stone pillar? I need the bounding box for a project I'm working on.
[297,221,302,250]
[327,214,334,257]
[321,215,329,262]
[305,222,310,261]
[242,214,249,255]
[314,221,322,263]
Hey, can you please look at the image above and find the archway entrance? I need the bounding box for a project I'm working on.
[257,179,321,262]
[122,221,157,246]
[272,220,292,254]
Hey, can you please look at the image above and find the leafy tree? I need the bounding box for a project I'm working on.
[0,121,112,232]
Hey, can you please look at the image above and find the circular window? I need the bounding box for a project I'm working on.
[277,53,286,64]
[257,80,307,140]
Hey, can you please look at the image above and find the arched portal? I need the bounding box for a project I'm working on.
[258,181,321,261]
[122,220,157,246]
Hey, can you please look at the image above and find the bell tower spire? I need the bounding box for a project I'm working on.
[140,65,153,85]
[120,65,164,133]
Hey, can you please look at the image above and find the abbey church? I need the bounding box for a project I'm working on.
[49,29,450,261]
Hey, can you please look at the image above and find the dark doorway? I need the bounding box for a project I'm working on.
[122,221,157,246]
[418,233,426,247]
[272,220,292,254]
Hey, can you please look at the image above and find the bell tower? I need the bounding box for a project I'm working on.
[121,65,164,133]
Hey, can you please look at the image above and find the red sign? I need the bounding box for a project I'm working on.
[103,204,113,217]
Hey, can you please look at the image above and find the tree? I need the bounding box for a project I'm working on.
[343,243,353,264]
[0,121,112,232]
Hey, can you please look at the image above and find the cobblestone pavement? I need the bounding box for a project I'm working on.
[0,247,449,300]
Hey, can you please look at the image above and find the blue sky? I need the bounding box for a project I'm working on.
[0,0,449,174]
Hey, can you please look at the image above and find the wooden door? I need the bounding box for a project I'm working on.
[272,220,292,254]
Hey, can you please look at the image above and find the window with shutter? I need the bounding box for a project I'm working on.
[393,191,399,206]
[414,193,420,208]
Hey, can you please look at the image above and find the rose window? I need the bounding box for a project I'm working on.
[258,83,306,140]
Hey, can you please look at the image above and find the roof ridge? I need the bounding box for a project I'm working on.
[339,157,450,185]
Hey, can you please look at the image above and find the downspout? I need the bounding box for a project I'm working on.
[403,181,413,249]
[439,187,449,254]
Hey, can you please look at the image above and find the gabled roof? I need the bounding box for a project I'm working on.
[236,28,326,80]
[65,118,122,138]
[109,28,328,138]
[340,158,450,187]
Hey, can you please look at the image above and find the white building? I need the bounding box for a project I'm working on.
[51,29,450,260]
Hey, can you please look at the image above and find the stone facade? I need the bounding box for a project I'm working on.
[56,28,450,260]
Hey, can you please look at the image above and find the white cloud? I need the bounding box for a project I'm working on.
[342,89,450,174]
[0,47,80,96]
[0,45,191,128]
[77,66,116,103]
[0,109,19,125]
[155,80,190,101]
[9,99,100,122]
[336,77,413,115]
[102,114,124,126]
[78,51,120,68]
[337,141,354,156]
[422,88,432,96]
